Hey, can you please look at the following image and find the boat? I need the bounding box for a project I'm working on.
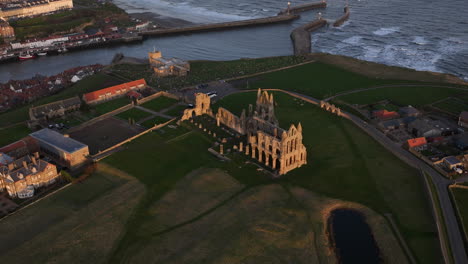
[37,52,47,56]
[19,52,36,60]
[58,47,68,53]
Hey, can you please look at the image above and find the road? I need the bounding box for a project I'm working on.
[233,88,467,264]
[324,84,468,102]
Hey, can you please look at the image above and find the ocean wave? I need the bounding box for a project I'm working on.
[372,27,400,36]
[113,0,256,23]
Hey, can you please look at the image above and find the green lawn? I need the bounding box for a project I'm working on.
[235,62,406,99]
[337,86,468,106]
[93,97,131,116]
[140,96,178,112]
[0,73,123,127]
[164,104,187,116]
[0,124,31,147]
[116,108,152,123]
[140,116,170,128]
[433,99,468,115]
[451,186,468,245]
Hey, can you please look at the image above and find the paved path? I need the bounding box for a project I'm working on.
[134,105,174,119]
[324,84,468,102]
[231,88,467,264]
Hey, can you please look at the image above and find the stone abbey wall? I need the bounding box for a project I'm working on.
[182,89,307,176]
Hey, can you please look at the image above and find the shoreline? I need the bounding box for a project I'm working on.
[129,12,196,28]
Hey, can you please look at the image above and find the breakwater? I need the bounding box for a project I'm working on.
[141,14,299,37]
[333,6,350,27]
[278,1,327,15]
[290,19,327,55]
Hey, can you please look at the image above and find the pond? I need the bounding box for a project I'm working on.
[328,209,382,264]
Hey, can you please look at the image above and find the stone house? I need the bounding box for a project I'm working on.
[0,18,14,39]
[28,96,81,127]
[148,50,190,77]
[0,153,59,198]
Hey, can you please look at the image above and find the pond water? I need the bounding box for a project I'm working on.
[328,209,382,264]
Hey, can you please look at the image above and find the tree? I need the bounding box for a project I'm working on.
[61,170,74,183]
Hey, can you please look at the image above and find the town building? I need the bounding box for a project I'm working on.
[373,109,399,121]
[459,111,468,129]
[408,118,456,138]
[28,96,81,127]
[148,50,190,77]
[443,156,462,170]
[0,153,59,198]
[0,0,73,20]
[0,18,14,39]
[407,137,427,149]
[82,79,146,105]
[0,136,39,158]
[10,35,69,50]
[182,89,307,175]
[399,106,421,117]
[30,128,89,170]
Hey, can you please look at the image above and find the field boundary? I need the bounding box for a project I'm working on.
[422,170,454,264]
[448,185,468,252]
[91,118,176,161]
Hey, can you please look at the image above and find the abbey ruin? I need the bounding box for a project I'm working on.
[182,89,307,175]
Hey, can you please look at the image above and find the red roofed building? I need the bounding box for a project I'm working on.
[82,79,147,105]
[373,110,400,121]
[407,137,427,148]
[0,136,39,158]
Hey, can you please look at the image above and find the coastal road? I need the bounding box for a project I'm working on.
[230,88,467,264]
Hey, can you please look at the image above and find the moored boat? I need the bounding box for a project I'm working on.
[37,52,47,56]
[19,52,36,60]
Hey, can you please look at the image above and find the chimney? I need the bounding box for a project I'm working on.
[22,161,28,169]
[32,156,37,165]
[34,152,39,159]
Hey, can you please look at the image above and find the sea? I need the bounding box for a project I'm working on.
[0,0,467,83]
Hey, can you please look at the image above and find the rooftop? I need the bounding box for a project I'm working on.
[82,79,146,102]
[30,128,87,153]
[444,156,461,165]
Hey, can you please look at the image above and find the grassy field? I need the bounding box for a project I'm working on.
[110,56,310,89]
[141,96,178,112]
[140,116,170,128]
[165,104,187,116]
[0,167,145,264]
[336,86,468,106]
[0,73,123,128]
[0,124,31,146]
[116,108,152,123]
[233,62,409,99]
[450,186,468,246]
[92,97,131,116]
[10,3,129,40]
[433,98,468,115]
[215,92,442,263]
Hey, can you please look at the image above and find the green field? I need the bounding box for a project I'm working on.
[0,124,31,146]
[0,168,145,264]
[450,186,468,245]
[235,62,408,99]
[0,73,122,128]
[10,3,128,40]
[164,104,188,116]
[101,92,441,263]
[140,116,170,128]
[116,108,152,123]
[336,86,468,106]
[433,99,468,115]
[141,96,178,112]
[109,56,310,89]
[93,97,131,116]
